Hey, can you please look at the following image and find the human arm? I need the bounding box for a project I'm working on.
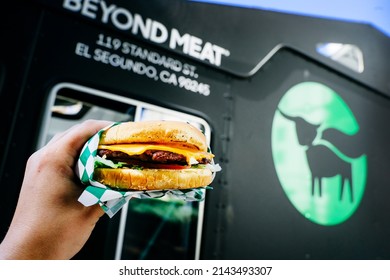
[0,119,112,259]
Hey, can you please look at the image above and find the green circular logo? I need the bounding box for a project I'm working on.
[271,82,367,226]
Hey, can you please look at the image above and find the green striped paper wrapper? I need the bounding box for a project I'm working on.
[76,123,211,218]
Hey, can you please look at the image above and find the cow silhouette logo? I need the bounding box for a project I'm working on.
[271,82,367,226]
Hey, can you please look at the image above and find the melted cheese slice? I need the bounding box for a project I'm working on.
[98,144,214,164]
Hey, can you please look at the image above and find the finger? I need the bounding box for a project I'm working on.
[56,120,113,156]
[45,121,89,146]
[46,128,75,145]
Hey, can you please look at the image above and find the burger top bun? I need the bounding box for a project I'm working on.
[99,120,207,152]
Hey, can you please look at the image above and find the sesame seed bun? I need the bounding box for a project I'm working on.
[99,120,208,152]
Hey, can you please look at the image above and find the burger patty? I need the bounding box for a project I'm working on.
[98,149,210,165]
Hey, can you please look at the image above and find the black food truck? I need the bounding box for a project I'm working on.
[1,0,390,260]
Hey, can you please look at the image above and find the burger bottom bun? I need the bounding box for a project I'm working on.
[93,168,213,191]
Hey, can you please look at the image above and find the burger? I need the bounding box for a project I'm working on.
[93,120,219,191]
